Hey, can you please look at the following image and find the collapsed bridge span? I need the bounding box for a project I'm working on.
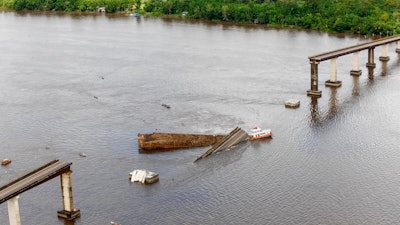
[195,127,248,162]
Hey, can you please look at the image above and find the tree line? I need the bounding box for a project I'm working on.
[2,0,400,35]
[1,0,140,13]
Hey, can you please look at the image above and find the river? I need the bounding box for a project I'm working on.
[1,11,400,225]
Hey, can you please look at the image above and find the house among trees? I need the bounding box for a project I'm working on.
[98,7,105,13]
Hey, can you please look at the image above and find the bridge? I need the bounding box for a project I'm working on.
[0,159,80,225]
[195,127,248,162]
[307,35,400,97]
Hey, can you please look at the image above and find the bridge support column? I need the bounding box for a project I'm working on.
[307,61,321,97]
[57,171,80,220]
[396,41,400,53]
[7,196,21,225]
[366,48,376,68]
[325,58,342,87]
[366,48,376,78]
[350,51,362,76]
[379,44,390,61]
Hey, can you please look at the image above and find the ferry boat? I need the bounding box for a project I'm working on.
[248,125,272,140]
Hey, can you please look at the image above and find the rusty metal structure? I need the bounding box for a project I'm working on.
[138,132,226,150]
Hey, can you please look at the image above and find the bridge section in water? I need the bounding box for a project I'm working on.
[307,35,400,97]
[195,127,248,162]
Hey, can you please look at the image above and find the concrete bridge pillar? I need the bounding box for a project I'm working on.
[396,41,400,53]
[379,44,390,61]
[57,171,80,220]
[366,47,376,69]
[350,51,362,76]
[325,58,342,87]
[307,61,322,97]
[7,196,21,225]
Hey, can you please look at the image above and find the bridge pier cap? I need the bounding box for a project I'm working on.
[307,35,400,96]
[0,160,80,223]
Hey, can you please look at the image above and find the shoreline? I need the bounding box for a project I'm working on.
[0,9,372,39]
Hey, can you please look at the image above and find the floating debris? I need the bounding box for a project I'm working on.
[129,170,159,184]
[94,96,98,99]
[1,159,11,166]
[161,103,170,109]
[79,152,87,157]
[111,221,121,225]
[285,99,300,108]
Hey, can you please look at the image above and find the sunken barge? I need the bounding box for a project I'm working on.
[138,132,226,150]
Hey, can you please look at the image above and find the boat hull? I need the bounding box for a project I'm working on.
[248,131,272,140]
[138,133,226,150]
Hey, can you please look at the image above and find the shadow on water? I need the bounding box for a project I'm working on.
[60,218,77,225]
[308,74,366,127]
[138,147,192,154]
[309,54,400,128]
[308,87,339,128]
[250,137,272,150]
[381,61,388,76]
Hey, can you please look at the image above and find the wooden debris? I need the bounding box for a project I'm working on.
[1,159,11,166]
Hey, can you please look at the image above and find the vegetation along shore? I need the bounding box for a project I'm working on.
[1,0,400,35]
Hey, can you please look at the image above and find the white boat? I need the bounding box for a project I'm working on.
[129,170,159,184]
[248,125,272,140]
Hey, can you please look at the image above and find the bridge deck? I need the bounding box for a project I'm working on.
[0,159,71,204]
[309,35,400,62]
[195,127,248,161]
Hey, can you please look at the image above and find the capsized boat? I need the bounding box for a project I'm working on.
[129,169,159,184]
[248,125,272,140]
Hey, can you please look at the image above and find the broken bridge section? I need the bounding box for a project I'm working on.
[0,159,80,224]
[195,127,249,162]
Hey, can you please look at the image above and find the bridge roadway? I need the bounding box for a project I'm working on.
[0,159,71,204]
[195,127,248,162]
[309,34,400,62]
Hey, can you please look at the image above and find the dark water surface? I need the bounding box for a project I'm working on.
[1,11,400,225]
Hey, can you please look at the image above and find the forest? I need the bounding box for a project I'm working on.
[1,0,400,35]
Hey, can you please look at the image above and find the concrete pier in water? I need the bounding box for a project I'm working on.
[307,35,400,97]
[0,160,80,224]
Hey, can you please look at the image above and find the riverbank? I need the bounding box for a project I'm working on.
[2,0,399,35]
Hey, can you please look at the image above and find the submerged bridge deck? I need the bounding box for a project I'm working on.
[0,159,71,204]
[195,127,248,162]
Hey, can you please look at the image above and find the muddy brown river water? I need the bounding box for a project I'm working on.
[1,11,400,225]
